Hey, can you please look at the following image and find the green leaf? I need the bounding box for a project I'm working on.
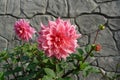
[27,62,37,70]
[57,78,64,80]
[43,59,48,63]
[18,73,35,80]
[83,70,88,77]
[91,67,100,73]
[79,56,84,61]
[42,76,52,80]
[83,66,92,77]
[0,50,8,61]
[44,68,56,78]
[77,48,84,55]
[55,64,64,77]
[56,63,63,72]
[21,55,29,61]
[63,77,72,80]
[85,45,92,53]
[56,64,64,77]
[56,77,72,80]
[13,67,23,73]
[57,77,72,80]
[70,54,80,60]
[57,71,64,78]
[4,70,13,76]
[90,53,94,57]
[0,72,4,80]
[80,62,89,70]
[82,66,99,77]
[33,57,39,64]
[116,74,120,78]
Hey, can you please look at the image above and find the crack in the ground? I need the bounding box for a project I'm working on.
[75,12,120,19]
[0,35,9,42]
[1,11,120,20]
[94,0,119,4]
[113,31,120,52]
[66,0,70,17]
[45,0,48,14]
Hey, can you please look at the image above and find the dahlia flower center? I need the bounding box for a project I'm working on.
[18,27,25,34]
[51,33,64,46]
[55,36,61,42]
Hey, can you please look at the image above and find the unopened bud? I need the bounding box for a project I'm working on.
[92,44,95,48]
[99,24,105,30]
[94,44,102,51]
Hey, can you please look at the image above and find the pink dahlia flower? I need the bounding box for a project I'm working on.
[14,19,36,41]
[38,18,81,60]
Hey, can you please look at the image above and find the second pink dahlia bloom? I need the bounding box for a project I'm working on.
[38,18,81,60]
[14,19,36,41]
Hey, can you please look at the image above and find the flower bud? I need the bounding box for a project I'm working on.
[92,44,95,48]
[94,44,102,51]
[99,24,105,30]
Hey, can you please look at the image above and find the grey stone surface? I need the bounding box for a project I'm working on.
[0,0,120,80]
[0,36,8,51]
[78,35,88,46]
[0,16,16,40]
[0,0,7,14]
[69,74,78,80]
[78,71,103,80]
[108,19,120,30]
[47,0,68,17]
[61,18,75,25]
[97,56,120,72]
[6,0,21,16]
[96,1,120,16]
[76,14,107,34]
[95,0,113,3]
[61,18,81,32]
[8,40,20,50]
[114,31,120,50]
[68,0,97,17]
[30,15,55,31]
[90,28,119,56]
[21,0,47,17]
[86,57,97,65]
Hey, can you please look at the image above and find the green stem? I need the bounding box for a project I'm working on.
[62,48,94,78]
[82,47,94,63]
[93,29,100,44]
[62,29,100,78]
[82,29,100,63]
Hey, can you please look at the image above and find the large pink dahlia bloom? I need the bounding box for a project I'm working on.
[38,18,81,60]
[14,19,36,41]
